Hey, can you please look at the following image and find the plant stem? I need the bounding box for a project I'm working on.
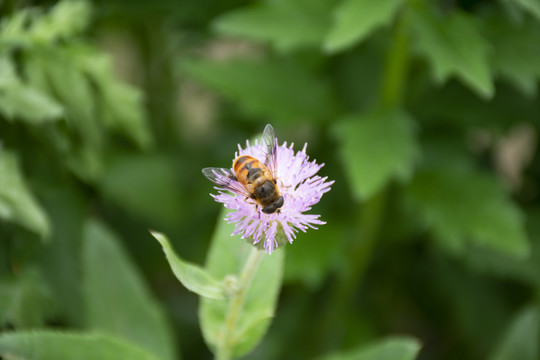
[344,189,387,295]
[316,10,411,354]
[216,247,264,360]
[342,9,410,288]
[380,8,410,109]
[317,190,387,353]
[345,5,411,291]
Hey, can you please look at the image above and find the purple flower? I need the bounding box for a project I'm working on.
[208,132,333,253]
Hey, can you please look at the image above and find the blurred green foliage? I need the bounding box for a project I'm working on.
[1,0,540,359]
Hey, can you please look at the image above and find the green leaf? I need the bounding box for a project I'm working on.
[0,331,159,360]
[324,0,406,53]
[318,336,421,360]
[0,57,63,123]
[0,0,91,49]
[84,53,151,149]
[490,306,538,360]
[0,0,91,48]
[65,143,104,183]
[0,151,50,237]
[83,220,177,360]
[213,0,333,52]
[405,165,529,258]
[37,183,86,326]
[33,48,102,148]
[28,0,92,44]
[181,57,337,122]
[410,6,493,98]
[508,0,540,21]
[333,109,418,201]
[0,270,53,328]
[151,231,226,300]
[200,208,284,358]
[0,10,29,49]
[21,42,150,164]
[483,10,540,96]
[24,49,104,182]
[27,47,105,150]
[0,84,63,122]
[410,80,538,130]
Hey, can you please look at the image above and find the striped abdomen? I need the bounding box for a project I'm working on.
[232,155,284,213]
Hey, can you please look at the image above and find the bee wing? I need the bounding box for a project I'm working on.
[262,124,278,178]
[202,167,252,198]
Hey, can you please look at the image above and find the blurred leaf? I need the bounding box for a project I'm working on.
[213,0,333,52]
[33,48,101,148]
[508,0,540,21]
[65,143,104,183]
[483,10,540,96]
[0,151,50,238]
[151,231,226,299]
[333,109,418,201]
[410,6,493,98]
[0,0,91,48]
[200,208,284,358]
[324,0,406,53]
[28,0,91,44]
[457,209,540,289]
[181,57,337,122]
[37,183,86,326]
[0,270,53,328]
[24,48,105,182]
[284,223,343,289]
[405,165,529,258]
[0,10,29,49]
[0,57,63,122]
[317,336,421,360]
[83,220,177,360]
[490,306,538,360]
[84,53,151,149]
[98,154,183,226]
[23,41,152,183]
[25,44,151,181]
[0,331,159,360]
[410,77,539,130]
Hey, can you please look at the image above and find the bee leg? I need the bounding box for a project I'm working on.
[254,204,262,219]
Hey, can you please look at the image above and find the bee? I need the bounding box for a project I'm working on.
[202,124,284,214]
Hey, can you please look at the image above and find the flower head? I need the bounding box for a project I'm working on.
[206,127,333,253]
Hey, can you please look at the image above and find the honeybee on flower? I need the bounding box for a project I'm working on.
[202,124,333,253]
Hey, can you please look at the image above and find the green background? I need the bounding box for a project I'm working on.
[0,0,539,359]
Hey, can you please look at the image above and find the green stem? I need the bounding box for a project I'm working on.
[316,10,411,354]
[216,247,264,360]
[344,11,410,285]
[344,190,387,293]
[344,5,411,297]
[380,9,410,109]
